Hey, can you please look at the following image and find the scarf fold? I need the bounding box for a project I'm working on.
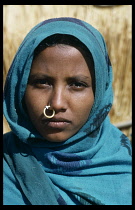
[3,17,132,205]
[3,132,67,205]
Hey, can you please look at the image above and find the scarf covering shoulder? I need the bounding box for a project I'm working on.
[3,17,132,205]
[3,132,66,205]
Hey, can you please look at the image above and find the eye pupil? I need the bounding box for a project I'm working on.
[74,82,81,87]
[40,80,46,84]
[36,79,50,85]
[73,82,85,87]
[69,81,87,89]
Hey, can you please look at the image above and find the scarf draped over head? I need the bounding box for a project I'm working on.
[3,17,132,205]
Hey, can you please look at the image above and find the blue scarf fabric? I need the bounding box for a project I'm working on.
[3,17,132,205]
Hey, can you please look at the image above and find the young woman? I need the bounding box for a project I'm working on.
[3,17,132,205]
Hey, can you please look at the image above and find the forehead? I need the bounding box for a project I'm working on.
[31,45,91,77]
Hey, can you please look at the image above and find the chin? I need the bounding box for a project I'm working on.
[44,136,68,143]
[42,132,69,143]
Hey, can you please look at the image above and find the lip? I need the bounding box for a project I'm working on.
[41,117,71,129]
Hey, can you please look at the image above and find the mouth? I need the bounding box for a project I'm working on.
[41,117,72,129]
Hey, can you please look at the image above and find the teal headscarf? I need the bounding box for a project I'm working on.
[3,18,132,205]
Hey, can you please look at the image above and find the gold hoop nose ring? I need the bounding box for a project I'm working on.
[43,105,55,119]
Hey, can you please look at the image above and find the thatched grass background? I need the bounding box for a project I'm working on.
[3,5,132,139]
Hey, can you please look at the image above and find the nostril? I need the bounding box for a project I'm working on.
[46,109,54,116]
[55,108,66,113]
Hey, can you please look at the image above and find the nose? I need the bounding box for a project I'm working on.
[49,87,67,113]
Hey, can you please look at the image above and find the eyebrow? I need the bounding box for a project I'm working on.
[67,75,91,83]
[28,74,51,80]
[28,74,91,83]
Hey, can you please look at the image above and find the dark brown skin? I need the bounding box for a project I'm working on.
[24,45,94,142]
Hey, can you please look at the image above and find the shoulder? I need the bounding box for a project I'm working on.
[3,131,16,140]
[3,131,16,146]
[3,132,30,205]
[3,158,30,205]
[3,131,16,155]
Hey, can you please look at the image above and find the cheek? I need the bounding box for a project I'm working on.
[24,87,45,118]
[72,91,94,123]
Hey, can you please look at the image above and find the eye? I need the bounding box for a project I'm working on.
[69,81,88,89]
[29,78,52,88]
[36,79,51,87]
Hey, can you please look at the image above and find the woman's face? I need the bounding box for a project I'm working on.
[24,45,94,142]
